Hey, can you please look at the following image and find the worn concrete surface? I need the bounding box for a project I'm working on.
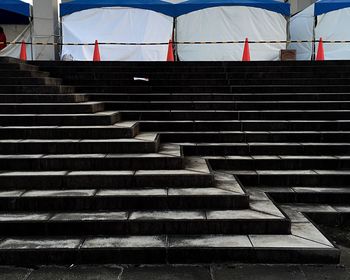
[0,212,349,280]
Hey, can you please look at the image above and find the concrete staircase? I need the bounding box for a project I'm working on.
[0,57,343,265]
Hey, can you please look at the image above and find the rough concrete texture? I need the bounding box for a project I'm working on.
[1,206,350,280]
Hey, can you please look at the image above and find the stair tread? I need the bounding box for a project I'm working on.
[0,234,334,250]
[0,111,118,117]
[0,209,285,222]
[0,187,243,198]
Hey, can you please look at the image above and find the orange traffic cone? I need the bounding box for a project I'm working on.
[167,39,174,62]
[93,40,101,61]
[316,37,325,61]
[242,38,250,61]
[20,40,27,61]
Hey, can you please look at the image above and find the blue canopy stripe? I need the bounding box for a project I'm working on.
[0,0,31,17]
[315,0,350,16]
[60,0,290,17]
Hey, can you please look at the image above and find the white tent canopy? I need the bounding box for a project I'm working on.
[60,0,175,61]
[290,0,350,60]
[176,5,288,61]
[61,0,289,61]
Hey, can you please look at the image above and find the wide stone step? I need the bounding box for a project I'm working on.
[34,63,350,73]
[182,143,350,156]
[160,131,350,143]
[103,101,350,111]
[0,102,104,114]
[0,169,213,189]
[0,85,75,94]
[227,71,350,79]
[0,63,38,71]
[0,186,248,211]
[231,170,350,187]
[265,187,350,204]
[0,233,337,265]
[73,85,350,94]
[0,70,50,78]
[209,156,350,170]
[0,122,138,139]
[228,78,350,86]
[0,207,288,236]
[74,85,232,94]
[0,94,88,103]
[281,203,350,226]
[0,77,62,86]
[121,110,350,120]
[229,85,350,93]
[0,152,183,170]
[0,111,120,126]
[225,65,350,73]
[66,78,350,87]
[139,120,350,132]
[0,134,158,154]
[88,93,350,102]
[66,79,229,87]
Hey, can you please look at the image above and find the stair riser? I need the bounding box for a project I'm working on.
[0,174,213,189]
[62,72,227,80]
[0,196,249,211]
[0,104,104,114]
[0,220,289,236]
[35,65,350,73]
[0,86,75,94]
[270,192,350,204]
[160,133,350,143]
[0,94,88,103]
[306,212,350,227]
[0,115,120,126]
[0,157,183,170]
[0,247,339,265]
[64,79,350,87]
[122,111,350,121]
[0,142,157,154]
[0,127,138,139]
[105,102,350,111]
[0,78,62,86]
[0,71,50,78]
[210,159,350,170]
[229,79,350,86]
[237,174,350,187]
[67,79,229,86]
[75,86,350,94]
[1,64,38,71]
[183,146,350,156]
[88,93,350,102]
[55,72,350,80]
[140,121,350,132]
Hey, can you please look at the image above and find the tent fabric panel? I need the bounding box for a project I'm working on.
[61,7,173,61]
[176,6,287,61]
[0,24,32,59]
[315,7,350,59]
